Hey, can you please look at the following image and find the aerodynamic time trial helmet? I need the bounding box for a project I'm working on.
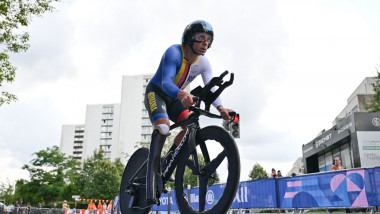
[182,20,214,48]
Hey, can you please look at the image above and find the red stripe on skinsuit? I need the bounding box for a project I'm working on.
[177,62,190,88]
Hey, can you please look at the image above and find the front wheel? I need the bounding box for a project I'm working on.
[119,148,151,214]
[175,126,241,214]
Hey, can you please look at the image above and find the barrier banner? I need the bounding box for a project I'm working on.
[152,179,277,211]
[278,169,375,208]
[152,190,178,211]
[188,185,224,210]
[150,167,380,211]
[230,179,277,209]
[368,167,380,206]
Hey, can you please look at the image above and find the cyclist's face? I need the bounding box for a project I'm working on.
[192,32,212,55]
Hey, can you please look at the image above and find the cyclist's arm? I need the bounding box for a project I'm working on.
[161,46,195,107]
[160,46,182,98]
[217,105,233,120]
[200,57,222,108]
[201,57,232,120]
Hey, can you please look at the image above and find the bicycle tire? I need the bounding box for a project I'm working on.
[119,147,151,214]
[175,125,241,214]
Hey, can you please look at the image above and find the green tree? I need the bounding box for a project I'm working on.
[365,71,380,112]
[248,163,268,180]
[72,149,124,200]
[0,179,15,204]
[15,145,78,205]
[0,0,60,106]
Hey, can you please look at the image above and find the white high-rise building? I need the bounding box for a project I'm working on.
[60,74,153,165]
[60,125,85,163]
[82,103,121,161]
[118,74,153,163]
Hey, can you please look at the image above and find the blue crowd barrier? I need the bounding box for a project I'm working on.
[151,167,380,211]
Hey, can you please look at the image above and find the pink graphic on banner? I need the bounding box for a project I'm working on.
[348,169,364,177]
[330,174,346,192]
[346,177,361,192]
[328,169,369,207]
[287,181,302,187]
[352,187,368,207]
[284,192,299,198]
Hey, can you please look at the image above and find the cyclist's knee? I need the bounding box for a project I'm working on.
[153,118,170,135]
[154,123,170,135]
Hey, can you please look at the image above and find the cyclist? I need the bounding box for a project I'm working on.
[144,20,233,206]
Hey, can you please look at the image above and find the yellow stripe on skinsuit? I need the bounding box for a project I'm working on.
[173,45,188,86]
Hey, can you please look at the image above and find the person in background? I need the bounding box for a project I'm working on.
[271,168,277,178]
[87,201,96,214]
[107,202,112,214]
[13,201,20,214]
[62,200,68,209]
[26,203,31,214]
[97,202,103,214]
[277,170,283,177]
[102,203,107,214]
[331,157,344,171]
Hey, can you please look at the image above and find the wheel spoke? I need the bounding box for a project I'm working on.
[198,176,208,212]
[206,150,227,174]
[199,141,211,163]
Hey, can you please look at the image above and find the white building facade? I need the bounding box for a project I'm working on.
[60,74,153,165]
[118,74,153,163]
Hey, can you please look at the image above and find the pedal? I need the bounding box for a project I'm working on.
[162,188,168,194]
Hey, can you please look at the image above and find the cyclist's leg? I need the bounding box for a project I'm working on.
[144,84,171,205]
[145,119,170,205]
[144,83,190,205]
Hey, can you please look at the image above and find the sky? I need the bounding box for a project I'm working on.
[1,0,380,185]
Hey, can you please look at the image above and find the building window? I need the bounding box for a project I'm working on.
[100,132,112,138]
[340,143,352,169]
[102,106,114,114]
[325,151,333,171]
[102,119,113,126]
[318,155,326,172]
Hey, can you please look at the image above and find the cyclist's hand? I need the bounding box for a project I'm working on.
[177,90,195,107]
[217,105,233,120]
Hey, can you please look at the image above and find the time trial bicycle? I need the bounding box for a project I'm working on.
[120,71,241,214]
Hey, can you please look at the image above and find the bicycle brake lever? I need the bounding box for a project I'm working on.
[228,111,236,117]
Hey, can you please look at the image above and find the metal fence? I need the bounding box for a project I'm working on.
[4,208,64,214]
[4,208,116,214]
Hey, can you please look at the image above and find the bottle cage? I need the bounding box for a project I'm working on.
[190,70,234,111]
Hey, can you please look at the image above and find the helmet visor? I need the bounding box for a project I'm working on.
[192,32,212,44]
